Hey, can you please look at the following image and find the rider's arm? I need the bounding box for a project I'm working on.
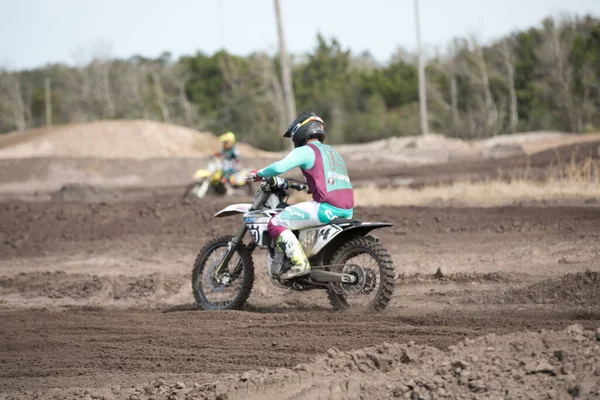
[257,146,315,177]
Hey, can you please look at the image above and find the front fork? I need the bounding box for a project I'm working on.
[213,224,248,279]
[212,186,267,279]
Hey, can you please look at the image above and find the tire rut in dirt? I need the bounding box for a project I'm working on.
[2,197,599,260]
[499,271,600,306]
[2,307,600,395]
[0,271,185,302]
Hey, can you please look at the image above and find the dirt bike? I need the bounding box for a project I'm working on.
[191,177,396,312]
[182,158,254,199]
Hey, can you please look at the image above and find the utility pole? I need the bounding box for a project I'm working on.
[218,0,224,50]
[414,0,429,135]
[274,0,297,150]
[45,78,52,127]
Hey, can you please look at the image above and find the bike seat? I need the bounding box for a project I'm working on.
[330,218,361,225]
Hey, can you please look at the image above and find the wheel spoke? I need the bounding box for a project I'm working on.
[191,236,255,310]
[327,237,395,313]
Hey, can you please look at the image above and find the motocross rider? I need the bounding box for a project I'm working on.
[248,112,354,280]
[214,131,241,194]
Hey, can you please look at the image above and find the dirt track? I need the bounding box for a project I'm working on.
[1,138,598,195]
[1,190,599,399]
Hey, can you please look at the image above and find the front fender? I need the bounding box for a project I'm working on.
[193,169,211,179]
[214,203,252,218]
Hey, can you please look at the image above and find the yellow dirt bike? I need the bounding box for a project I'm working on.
[182,158,254,199]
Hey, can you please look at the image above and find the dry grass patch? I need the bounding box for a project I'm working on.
[288,178,599,208]
[289,156,599,207]
[351,179,599,207]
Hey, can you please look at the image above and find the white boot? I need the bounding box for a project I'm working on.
[276,230,310,280]
[225,182,234,196]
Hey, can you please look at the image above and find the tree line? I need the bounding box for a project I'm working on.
[1,14,599,151]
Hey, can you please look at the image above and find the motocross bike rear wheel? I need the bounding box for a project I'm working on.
[327,236,395,313]
[191,236,254,310]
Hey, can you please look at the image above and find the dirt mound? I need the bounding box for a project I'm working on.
[32,324,599,400]
[0,271,185,303]
[502,271,600,306]
[2,189,600,399]
[473,131,600,156]
[218,324,600,400]
[334,132,600,167]
[50,182,122,202]
[0,120,274,159]
[397,271,516,285]
[476,131,566,146]
[336,133,481,165]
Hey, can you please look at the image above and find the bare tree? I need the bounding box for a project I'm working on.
[84,59,116,119]
[425,54,453,132]
[218,52,289,148]
[435,39,462,134]
[131,62,151,120]
[151,70,171,122]
[98,61,115,119]
[0,72,27,131]
[450,76,459,131]
[535,17,579,132]
[110,61,147,120]
[172,64,195,127]
[72,41,116,120]
[500,39,519,133]
[470,35,498,135]
[580,63,597,130]
[255,53,287,131]
[45,78,52,127]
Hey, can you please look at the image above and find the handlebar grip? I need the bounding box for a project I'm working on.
[289,182,308,191]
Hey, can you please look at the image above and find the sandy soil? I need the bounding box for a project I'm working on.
[1,191,599,399]
[0,135,598,196]
[0,120,278,160]
[1,124,599,399]
[1,121,598,194]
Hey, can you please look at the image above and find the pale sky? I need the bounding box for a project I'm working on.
[1,0,599,70]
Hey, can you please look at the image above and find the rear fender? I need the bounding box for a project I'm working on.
[309,222,393,265]
[214,203,252,218]
[336,222,393,235]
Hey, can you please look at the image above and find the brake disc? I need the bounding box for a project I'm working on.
[205,262,230,292]
[334,264,366,296]
[361,268,377,295]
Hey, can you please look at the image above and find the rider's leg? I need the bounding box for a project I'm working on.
[267,201,322,280]
[221,167,234,195]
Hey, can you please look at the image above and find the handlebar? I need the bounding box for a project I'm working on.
[289,181,308,192]
[254,176,308,192]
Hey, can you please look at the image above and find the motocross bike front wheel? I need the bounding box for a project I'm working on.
[327,236,395,313]
[244,181,255,195]
[191,236,254,310]
[182,179,211,199]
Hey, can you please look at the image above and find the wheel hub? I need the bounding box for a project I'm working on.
[205,262,230,292]
[339,264,366,296]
